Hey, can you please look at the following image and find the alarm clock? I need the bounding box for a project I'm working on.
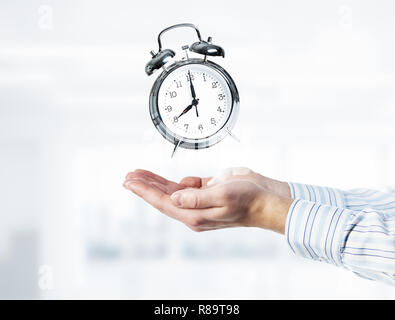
[145,23,240,156]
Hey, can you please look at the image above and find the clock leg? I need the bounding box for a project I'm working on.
[171,139,182,158]
[225,128,240,143]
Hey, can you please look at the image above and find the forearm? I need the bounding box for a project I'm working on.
[252,182,395,285]
[285,198,395,285]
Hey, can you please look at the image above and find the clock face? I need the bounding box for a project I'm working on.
[156,63,233,140]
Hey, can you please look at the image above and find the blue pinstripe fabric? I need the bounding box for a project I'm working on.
[286,182,395,286]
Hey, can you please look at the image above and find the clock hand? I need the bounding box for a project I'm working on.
[188,70,199,117]
[177,98,199,119]
[176,104,193,119]
[188,70,196,99]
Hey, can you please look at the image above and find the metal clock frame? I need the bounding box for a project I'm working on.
[149,58,240,151]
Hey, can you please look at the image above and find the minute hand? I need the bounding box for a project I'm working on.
[188,70,196,99]
[188,70,199,117]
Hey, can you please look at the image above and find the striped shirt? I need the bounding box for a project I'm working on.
[286,182,395,286]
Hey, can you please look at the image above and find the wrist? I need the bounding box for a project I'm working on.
[249,190,293,234]
[258,174,291,198]
[270,181,291,199]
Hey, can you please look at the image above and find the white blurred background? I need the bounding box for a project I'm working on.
[1,0,395,299]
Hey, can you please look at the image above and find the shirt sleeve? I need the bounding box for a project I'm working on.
[288,182,346,208]
[286,185,395,286]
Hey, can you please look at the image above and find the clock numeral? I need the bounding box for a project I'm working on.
[198,124,203,131]
[186,73,194,82]
[218,93,225,100]
[173,116,178,123]
[212,81,218,88]
[184,123,189,131]
[211,118,216,126]
[174,80,182,88]
[202,74,207,82]
[169,91,177,98]
[217,106,225,113]
[165,105,172,112]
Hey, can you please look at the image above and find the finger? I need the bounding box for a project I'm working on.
[190,222,239,232]
[124,178,222,225]
[179,176,202,188]
[124,174,170,194]
[127,169,169,184]
[123,178,169,209]
[196,224,237,231]
[124,178,186,221]
[125,171,182,195]
[135,169,184,194]
[144,179,170,194]
[170,185,226,209]
[135,169,172,184]
[179,176,213,189]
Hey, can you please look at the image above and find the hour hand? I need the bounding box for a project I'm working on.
[177,104,193,119]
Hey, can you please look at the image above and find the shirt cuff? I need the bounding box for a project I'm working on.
[285,199,352,267]
[288,182,346,208]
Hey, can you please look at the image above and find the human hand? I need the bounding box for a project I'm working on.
[181,167,291,198]
[123,169,293,234]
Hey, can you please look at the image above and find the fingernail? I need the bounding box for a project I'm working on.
[123,180,135,190]
[171,192,182,206]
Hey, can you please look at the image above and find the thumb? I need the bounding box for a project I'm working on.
[171,187,224,209]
